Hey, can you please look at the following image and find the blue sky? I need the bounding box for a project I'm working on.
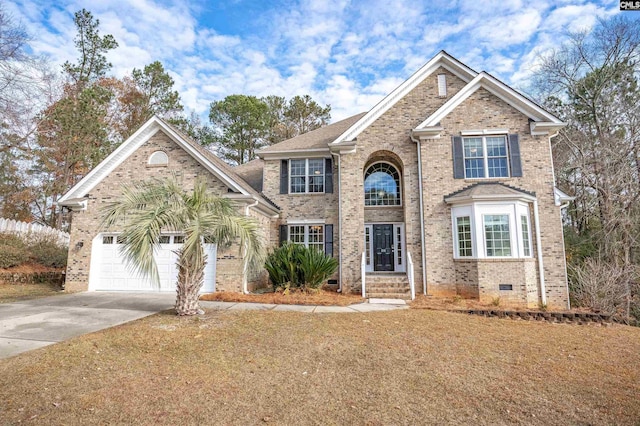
[5,0,619,121]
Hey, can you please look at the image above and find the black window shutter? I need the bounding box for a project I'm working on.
[324,225,334,257]
[279,225,288,246]
[325,158,333,193]
[280,160,289,194]
[508,134,522,177]
[452,136,464,179]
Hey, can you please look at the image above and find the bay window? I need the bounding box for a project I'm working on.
[452,202,532,259]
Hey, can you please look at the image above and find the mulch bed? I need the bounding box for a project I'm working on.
[200,288,364,306]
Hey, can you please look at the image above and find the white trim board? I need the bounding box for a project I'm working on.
[416,72,565,131]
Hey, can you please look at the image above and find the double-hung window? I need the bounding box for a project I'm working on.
[463,136,509,178]
[290,159,324,193]
[289,224,324,251]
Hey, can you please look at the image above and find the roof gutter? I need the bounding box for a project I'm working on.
[410,131,428,296]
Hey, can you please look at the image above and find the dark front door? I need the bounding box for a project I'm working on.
[373,224,394,271]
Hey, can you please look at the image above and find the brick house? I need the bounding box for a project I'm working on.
[59,51,573,309]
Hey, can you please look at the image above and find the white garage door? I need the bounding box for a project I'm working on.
[90,234,217,292]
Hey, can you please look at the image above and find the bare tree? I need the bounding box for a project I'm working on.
[0,3,55,220]
[533,16,640,321]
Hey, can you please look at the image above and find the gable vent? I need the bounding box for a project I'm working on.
[437,74,447,97]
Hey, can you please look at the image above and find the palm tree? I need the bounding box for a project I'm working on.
[102,176,264,315]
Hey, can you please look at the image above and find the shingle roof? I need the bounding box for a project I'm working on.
[444,182,536,204]
[157,118,276,211]
[258,112,367,154]
[234,158,264,192]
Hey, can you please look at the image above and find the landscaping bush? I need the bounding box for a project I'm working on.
[0,233,29,268]
[570,257,639,324]
[26,234,68,268]
[265,242,338,291]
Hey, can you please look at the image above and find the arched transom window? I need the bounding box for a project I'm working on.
[364,162,401,206]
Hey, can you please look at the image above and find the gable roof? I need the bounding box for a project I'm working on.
[415,72,565,136]
[257,112,367,156]
[330,50,478,146]
[234,158,264,192]
[58,116,279,215]
[444,182,536,204]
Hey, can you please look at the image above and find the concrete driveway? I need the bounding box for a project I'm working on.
[0,292,176,359]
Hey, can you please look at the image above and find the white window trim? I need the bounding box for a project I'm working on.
[289,158,325,194]
[520,214,532,257]
[148,150,169,166]
[437,74,447,97]
[462,135,510,179]
[454,213,474,258]
[364,222,406,273]
[451,201,532,259]
[288,224,324,250]
[364,161,403,207]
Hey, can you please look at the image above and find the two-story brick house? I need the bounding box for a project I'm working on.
[60,51,572,309]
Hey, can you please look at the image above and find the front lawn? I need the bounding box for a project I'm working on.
[0,282,63,304]
[0,310,638,424]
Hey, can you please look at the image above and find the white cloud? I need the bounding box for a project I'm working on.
[3,0,620,122]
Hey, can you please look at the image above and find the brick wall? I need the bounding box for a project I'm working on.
[338,67,468,293]
[421,87,569,309]
[331,67,568,309]
[65,129,266,293]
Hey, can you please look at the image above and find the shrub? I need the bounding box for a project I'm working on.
[0,233,29,268]
[569,258,639,323]
[265,242,338,291]
[298,247,339,290]
[26,234,68,268]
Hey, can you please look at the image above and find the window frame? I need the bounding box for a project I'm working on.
[289,158,325,194]
[462,135,510,179]
[455,215,474,258]
[451,202,532,259]
[148,150,169,166]
[483,214,512,257]
[364,161,402,207]
[288,224,325,252]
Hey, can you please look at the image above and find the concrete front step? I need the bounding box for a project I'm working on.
[366,286,410,294]
[367,292,412,300]
[366,282,411,290]
[365,274,411,300]
[366,274,409,283]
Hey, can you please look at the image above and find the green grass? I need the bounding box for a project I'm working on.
[0,309,638,425]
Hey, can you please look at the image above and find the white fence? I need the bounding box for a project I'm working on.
[0,218,70,246]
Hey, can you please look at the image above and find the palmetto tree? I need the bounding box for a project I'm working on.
[102,176,264,315]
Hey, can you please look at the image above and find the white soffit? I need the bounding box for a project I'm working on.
[330,51,478,145]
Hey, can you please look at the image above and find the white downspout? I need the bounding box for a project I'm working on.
[242,199,260,294]
[331,152,343,293]
[559,201,571,309]
[533,200,547,306]
[411,133,428,295]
